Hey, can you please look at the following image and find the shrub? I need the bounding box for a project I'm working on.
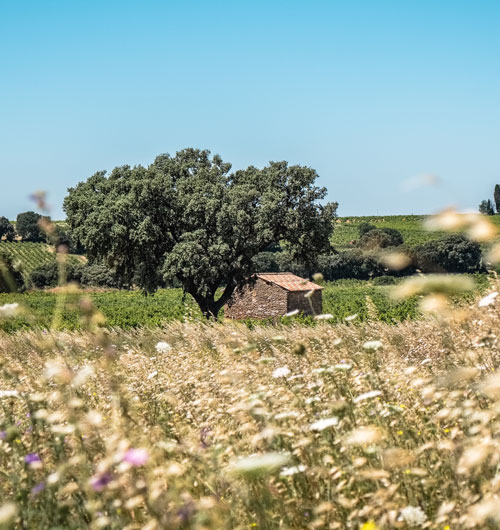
[357,228,403,250]
[0,216,15,241]
[16,211,44,242]
[372,275,396,286]
[414,234,483,273]
[30,262,102,289]
[358,221,377,236]
[376,247,417,277]
[46,224,71,247]
[30,262,59,288]
[80,263,119,288]
[318,250,385,281]
[380,227,404,246]
[0,253,25,292]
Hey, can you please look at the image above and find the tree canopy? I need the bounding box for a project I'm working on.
[495,185,500,214]
[64,148,337,318]
[0,253,25,293]
[479,199,495,216]
[414,234,483,274]
[0,216,15,241]
[16,211,44,242]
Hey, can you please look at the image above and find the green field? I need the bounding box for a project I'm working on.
[332,214,500,250]
[0,214,496,333]
[0,276,489,333]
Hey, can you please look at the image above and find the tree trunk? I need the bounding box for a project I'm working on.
[191,284,237,321]
[195,298,218,320]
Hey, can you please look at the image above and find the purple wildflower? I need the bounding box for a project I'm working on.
[122,448,149,467]
[177,499,195,523]
[0,431,5,440]
[31,482,45,497]
[24,453,41,464]
[89,472,113,492]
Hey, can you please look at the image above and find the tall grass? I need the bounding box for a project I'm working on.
[1,208,500,528]
[1,293,500,528]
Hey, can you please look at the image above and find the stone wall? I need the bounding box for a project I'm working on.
[224,278,323,319]
[287,290,322,316]
[224,278,288,319]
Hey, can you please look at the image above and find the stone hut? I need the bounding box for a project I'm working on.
[225,272,323,319]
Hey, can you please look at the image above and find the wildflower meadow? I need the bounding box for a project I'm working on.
[1,277,500,528]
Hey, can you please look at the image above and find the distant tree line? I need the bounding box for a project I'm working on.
[479,185,500,215]
[253,223,485,281]
[0,151,490,301]
[0,211,82,253]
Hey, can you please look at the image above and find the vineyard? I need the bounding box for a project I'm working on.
[332,214,500,250]
[0,276,488,333]
[0,241,85,278]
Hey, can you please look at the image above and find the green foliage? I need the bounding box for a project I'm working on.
[251,251,281,273]
[0,289,196,332]
[0,216,15,241]
[356,227,403,250]
[30,261,118,289]
[317,250,385,280]
[495,184,500,214]
[29,262,59,288]
[64,148,337,318]
[372,275,396,286]
[358,221,376,236]
[0,275,489,332]
[16,211,44,242]
[0,253,25,293]
[380,227,404,245]
[414,234,483,273]
[80,263,119,288]
[479,199,495,215]
[46,224,83,253]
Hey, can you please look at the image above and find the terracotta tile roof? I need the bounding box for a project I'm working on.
[255,273,323,291]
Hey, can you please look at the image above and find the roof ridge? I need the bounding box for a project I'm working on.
[254,272,323,291]
[255,272,293,275]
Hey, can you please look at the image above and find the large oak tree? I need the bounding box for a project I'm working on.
[64,148,337,318]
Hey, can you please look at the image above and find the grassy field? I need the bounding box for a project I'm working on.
[1,284,500,528]
[332,214,500,250]
[0,276,489,333]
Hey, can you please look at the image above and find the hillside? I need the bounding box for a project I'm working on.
[332,214,500,250]
[0,241,85,279]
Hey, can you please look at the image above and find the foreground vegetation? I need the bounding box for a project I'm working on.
[1,285,500,528]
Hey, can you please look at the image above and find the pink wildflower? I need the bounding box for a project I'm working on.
[122,448,149,467]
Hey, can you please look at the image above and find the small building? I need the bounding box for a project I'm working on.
[225,272,323,319]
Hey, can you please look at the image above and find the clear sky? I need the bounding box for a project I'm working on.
[1,0,499,219]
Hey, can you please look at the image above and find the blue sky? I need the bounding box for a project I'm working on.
[1,0,499,219]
